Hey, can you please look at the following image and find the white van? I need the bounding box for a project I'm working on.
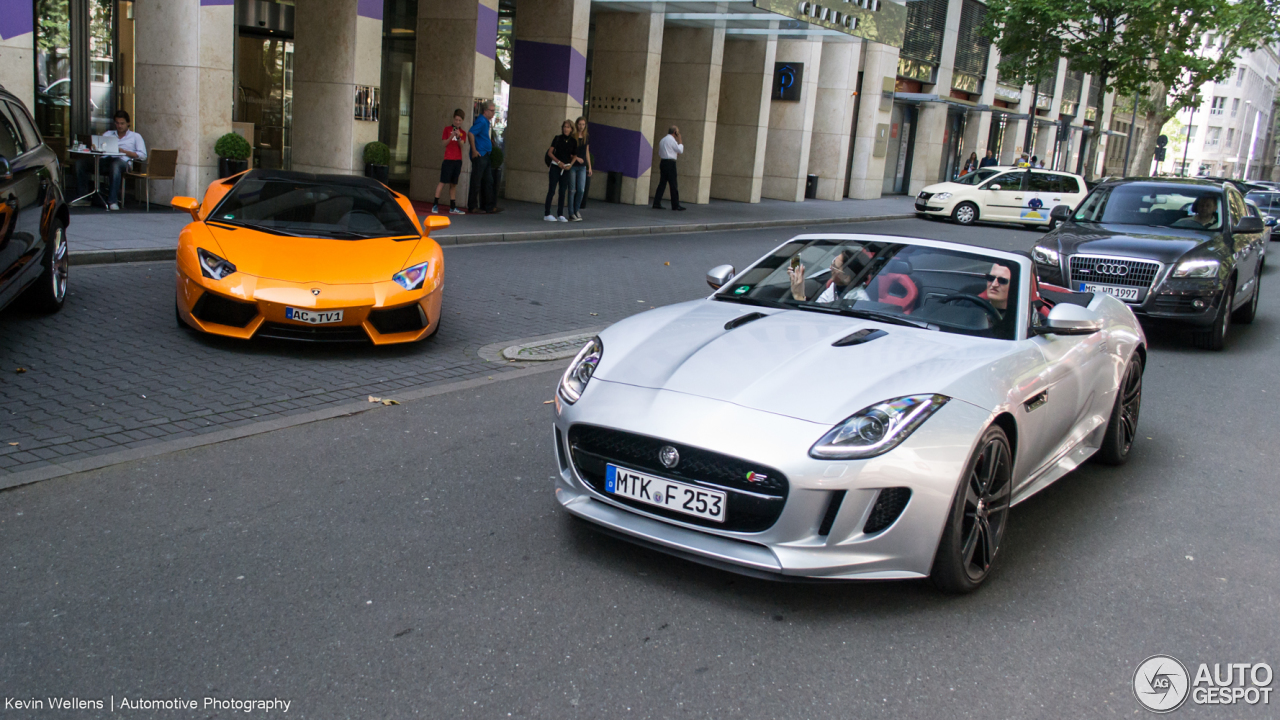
[915,167,1088,228]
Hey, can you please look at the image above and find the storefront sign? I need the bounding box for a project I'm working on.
[753,0,908,47]
[897,57,935,84]
[354,86,380,122]
[772,63,804,101]
[993,84,1023,103]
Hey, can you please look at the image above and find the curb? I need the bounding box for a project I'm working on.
[68,212,915,266]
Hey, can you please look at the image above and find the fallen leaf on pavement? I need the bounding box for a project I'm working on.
[590,313,598,316]
[8,442,17,446]
[381,399,400,406]
[664,262,670,266]
[15,368,25,373]
[543,400,554,405]
[368,396,381,403]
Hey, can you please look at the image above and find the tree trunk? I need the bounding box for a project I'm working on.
[1130,84,1172,177]
[496,60,513,87]
[1083,68,1109,182]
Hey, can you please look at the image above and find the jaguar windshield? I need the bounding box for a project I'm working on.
[1072,184,1225,231]
[716,239,1023,340]
[210,172,418,239]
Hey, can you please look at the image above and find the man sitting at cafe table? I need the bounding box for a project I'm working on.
[75,109,148,211]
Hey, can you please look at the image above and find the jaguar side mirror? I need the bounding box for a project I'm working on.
[1233,215,1265,234]
[1037,303,1103,336]
[1050,205,1072,222]
[706,264,736,290]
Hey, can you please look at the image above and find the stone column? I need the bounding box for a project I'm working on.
[651,25,725,205]
[1032,57,1067,162]
[962,45,1000,159]
[291,0,382,176]
[909,0,962,193]
[1064,74,1092,171]
[807,38,861,201]
[0,0,34,109]
[410,0,498,201]
[761,37,822,202]
[847,41,899,199]
[135,0,234,201]
[711,37,776,203]
[1002,84,1034,163]
[1093,90,1116,177]
[504,0,590,204]
[586,11,662,205]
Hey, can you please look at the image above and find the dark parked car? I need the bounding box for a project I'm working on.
[1033,178,1264,350]
[0,84,69,314]
[1245,190,1280,231]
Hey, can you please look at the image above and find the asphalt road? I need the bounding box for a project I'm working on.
[3,218,1279,718]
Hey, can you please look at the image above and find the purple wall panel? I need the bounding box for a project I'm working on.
[475,4,498,60]
[588,123,652,179]
[0,0,33,39]
[199,0,234,5]
[357,0,383,20]
[512,40,585,105]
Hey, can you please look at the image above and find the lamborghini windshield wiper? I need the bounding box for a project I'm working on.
[216,220,307,237]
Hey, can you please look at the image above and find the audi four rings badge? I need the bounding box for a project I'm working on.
[1089,263,1130,276]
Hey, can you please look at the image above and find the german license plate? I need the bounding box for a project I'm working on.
[1080,283,1139,302]
[285,307,344,324]
[605,465,726,523]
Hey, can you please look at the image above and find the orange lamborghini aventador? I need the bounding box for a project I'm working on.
[172,170,446,344]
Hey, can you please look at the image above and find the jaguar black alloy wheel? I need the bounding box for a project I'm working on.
[1097,354,1143,466]
[931,426,1012,593]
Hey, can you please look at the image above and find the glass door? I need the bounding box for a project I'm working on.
[235,35,293,170]
[882,104,918,195]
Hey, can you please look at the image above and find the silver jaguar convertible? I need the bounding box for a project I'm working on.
[551,234,1146,592]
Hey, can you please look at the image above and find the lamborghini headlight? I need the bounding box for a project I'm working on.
[393,261,431,291]
[558,337,602,404]
[810,394,950,459]
[1172,258,1220,278]
[1031,244,1059,266]
[932,192,952,202]
[197,248,237,280]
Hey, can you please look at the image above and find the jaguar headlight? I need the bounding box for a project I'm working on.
[932,192,952,201]
[1172,258,1220,278]
[810,395,949,459]
[558,337,603,404]
[1032,244,1060,266]
[197,248,237,280]
[393,261,431,291]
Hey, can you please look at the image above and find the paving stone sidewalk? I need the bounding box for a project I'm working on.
[67,195,916,262]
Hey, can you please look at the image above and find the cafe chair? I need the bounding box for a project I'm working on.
[126,149,178,212]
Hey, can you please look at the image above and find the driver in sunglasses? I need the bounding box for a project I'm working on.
[983,263,1013,316]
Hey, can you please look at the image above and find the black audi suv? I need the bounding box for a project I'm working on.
[1033,178,1264,350]
[0,84,70,314]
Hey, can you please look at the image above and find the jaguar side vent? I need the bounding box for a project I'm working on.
[863,487,912,534]
[818,490,847,537]
[833,328,888,347]
[724,312,768,331]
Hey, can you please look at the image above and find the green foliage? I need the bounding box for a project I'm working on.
[489,146,504,169]
[36,0,70,50]
[214,133,252,160]
[363,141,391,166]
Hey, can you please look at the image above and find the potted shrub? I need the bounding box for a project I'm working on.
[363,141,391,183]
[214,132,252,178]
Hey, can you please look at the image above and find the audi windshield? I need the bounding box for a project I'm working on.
[1072,184,1225,231]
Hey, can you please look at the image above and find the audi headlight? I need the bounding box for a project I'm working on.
[932,192,952,201]
[810,395,949,459]
[558,337,602,404]
[197,248,237,280]
[1031,244,1059,265]
[1172,258,1220,278]
[393,261,431,291]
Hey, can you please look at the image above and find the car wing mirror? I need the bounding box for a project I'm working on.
[1233,216,1265,234]
[1265,215,1277,227]
[170,196,200,221]
[423,215,451,232]
[1049,204,1072,222]
[988,183,1002,191]
[0,156,10,180]
[1037,303,1103,336]
[706,264,736,290]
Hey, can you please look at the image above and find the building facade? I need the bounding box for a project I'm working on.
[1172,41,1279,179]
[0,0,1139,207]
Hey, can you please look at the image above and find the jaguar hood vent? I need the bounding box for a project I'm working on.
[832,328,888,347]
[723,312,768,331]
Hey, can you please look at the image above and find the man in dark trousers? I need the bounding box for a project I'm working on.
[652,125,685,211]
[467,102,498,214]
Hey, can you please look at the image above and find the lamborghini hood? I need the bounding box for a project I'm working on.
[202,224,420,284]
[594,300,1021,425]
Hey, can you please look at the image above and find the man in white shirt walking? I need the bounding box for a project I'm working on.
[652,125,685,211]
[75,109,148,211]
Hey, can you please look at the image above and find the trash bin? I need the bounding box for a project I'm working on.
[805,174,818,199]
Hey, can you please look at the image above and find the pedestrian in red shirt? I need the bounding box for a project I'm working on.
[434,109,469,215]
